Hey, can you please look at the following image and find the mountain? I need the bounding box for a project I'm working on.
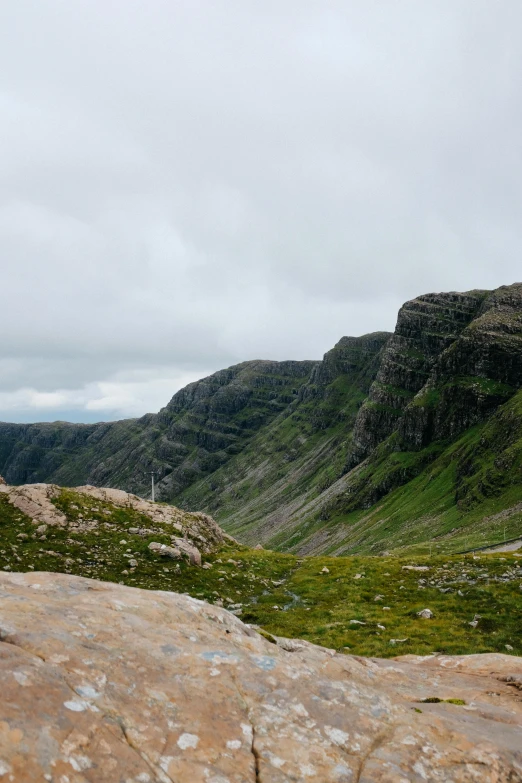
[1,283,521,555]
[0,359,316,492]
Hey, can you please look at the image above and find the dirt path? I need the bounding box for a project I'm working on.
[482,538,522,553]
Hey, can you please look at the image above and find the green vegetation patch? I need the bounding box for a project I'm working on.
[421,698,466,705]
[0,494,519,661]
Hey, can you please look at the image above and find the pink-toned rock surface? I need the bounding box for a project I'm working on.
[0,572,521,782]
[0,483,67,528]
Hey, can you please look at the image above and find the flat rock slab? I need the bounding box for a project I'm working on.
[0,573,520,782]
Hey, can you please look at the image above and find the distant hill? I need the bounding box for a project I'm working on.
[1,282,521,555]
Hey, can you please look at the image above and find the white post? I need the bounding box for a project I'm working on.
[147,471,157,503]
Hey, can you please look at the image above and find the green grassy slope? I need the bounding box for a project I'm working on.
[284,389,522,556]
[0,488,519,659]
[174,335,388,538]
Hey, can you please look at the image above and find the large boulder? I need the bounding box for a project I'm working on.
[0,571,521,782]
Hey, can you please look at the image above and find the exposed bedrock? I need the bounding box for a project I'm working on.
[0,571,521,781]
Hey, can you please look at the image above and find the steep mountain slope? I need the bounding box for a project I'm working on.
[0,283,520,556]
[175,332,390,525]
[179,285,522,553]
[0,359,316,496]
[278,386,522,556]
[215,284,522,553]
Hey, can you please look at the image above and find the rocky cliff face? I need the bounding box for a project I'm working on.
[0,360,316,499]
[399,283,522,449]
[303,332,389,391]
[349,289,489,463]
[346,285,522,461]
[0,570,521,782]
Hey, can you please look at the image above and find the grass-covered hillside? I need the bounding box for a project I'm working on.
[267,386,522,556]
[0,485,520,660]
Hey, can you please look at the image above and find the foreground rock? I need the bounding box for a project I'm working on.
[0,573,521,782]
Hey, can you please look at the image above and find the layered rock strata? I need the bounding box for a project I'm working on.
[0,360,316,499]
[349,290,489,463]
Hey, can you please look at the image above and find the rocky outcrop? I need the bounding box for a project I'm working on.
[0,482,68,527]
[0,481,230,567]
[0,571,521,781]
[73,484,228,554]
[400,283,522,449]
[347,284,522,460]
[302,332,390,391]
[349,290,489,463]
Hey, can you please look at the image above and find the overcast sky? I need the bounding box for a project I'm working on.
[1,1,521,422]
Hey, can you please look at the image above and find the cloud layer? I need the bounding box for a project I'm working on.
[1,1,521,420]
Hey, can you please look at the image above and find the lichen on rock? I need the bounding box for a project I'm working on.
[0,571,521,782]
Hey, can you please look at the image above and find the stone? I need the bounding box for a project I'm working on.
[0,572,521,782]
[3,484,67,528]
[171,537,202,566]
[417,608,434,619]
[148,542,182,560]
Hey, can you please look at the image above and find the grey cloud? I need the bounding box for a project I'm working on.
[0,1,521,420]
